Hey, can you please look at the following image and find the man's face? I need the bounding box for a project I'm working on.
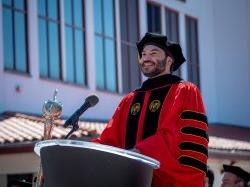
[221,172,242,187]
[138,45,172,78]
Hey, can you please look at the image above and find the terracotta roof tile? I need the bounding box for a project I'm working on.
[0,112,106,144]
[0,112,250,155]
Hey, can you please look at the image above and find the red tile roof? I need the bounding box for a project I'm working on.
[0,112,106,144]
[0,112,250,157]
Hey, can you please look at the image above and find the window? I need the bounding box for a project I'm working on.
[185,16,200,87]
[7,173,33,186]
[2,0,29,73]
[94,0,117,92]
[120,0,140,93]
[64,0,87,85]
[147,2,161,33]
[165,8,179,43]
[38,0,61,80]
[165,7,181,76]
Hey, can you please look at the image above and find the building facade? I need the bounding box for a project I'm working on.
[0,0,250,186]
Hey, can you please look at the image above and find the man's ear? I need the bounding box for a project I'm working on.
[166,56,174,66]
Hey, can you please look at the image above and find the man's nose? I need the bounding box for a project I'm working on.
[142,54,152,61]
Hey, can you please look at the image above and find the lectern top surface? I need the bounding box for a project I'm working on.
[34,139,160,169]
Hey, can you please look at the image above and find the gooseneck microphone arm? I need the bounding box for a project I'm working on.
[64,122,79,139]
[64,95,99,139]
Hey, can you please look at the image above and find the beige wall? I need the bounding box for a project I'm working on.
[0,153,39,174]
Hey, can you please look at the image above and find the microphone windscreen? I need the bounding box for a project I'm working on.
[85,94,99,107]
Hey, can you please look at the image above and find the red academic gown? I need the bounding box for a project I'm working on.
[94,74,208,187]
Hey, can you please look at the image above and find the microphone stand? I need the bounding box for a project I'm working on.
[64,121,79,139]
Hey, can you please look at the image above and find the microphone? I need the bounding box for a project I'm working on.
[64,95,99,128]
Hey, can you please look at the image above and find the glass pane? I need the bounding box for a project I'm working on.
[186,17,199,86]
[49,22,60,79]
[186,18,192,81]
[103,0,114,37]
[191,20,197,64]
[95,36,105,89]
[48,0,58,20]
[3,8,14,69]
[192,65,198,85]
[15,12,27,72]
[129,46,140,90]
[3,0,12,6]
[165,9,171,39]
[173,68,181,77]
[192,20,200,86]
[128,0,138,43]
[14,0,24,10]
[188,64,193,81]
[64,0,72,24]
[39,19,48,77]
[75,30,85,84]
[105,39,116,92]
[73,0,83,28]
[154,5,161,33]
[147,3,152,32]
[148,4,161,33]
[65,26,74,82]
[196,65,200,86]
[191,64,196,83]
[119,0,127,41]
[121,43,129,93]
[170,13,178,42]
[94,0,102,34]
[186,19,191,57]
[38,0,46,16]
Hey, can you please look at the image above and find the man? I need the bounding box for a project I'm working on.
[94,32,208,186]
[221,164,250,187]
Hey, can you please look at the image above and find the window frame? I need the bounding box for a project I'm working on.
[94,0,118,93]
[63,0,87,86]
[38,0,63,81]
[185,15,200,87]
[120,0,141,93]
[165,6,182,76]
[2,0,30,74]
[147,1,162,34]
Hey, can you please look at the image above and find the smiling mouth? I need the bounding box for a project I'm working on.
[142,62,155,67]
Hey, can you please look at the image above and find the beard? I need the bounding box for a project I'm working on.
[140,58,167,78]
